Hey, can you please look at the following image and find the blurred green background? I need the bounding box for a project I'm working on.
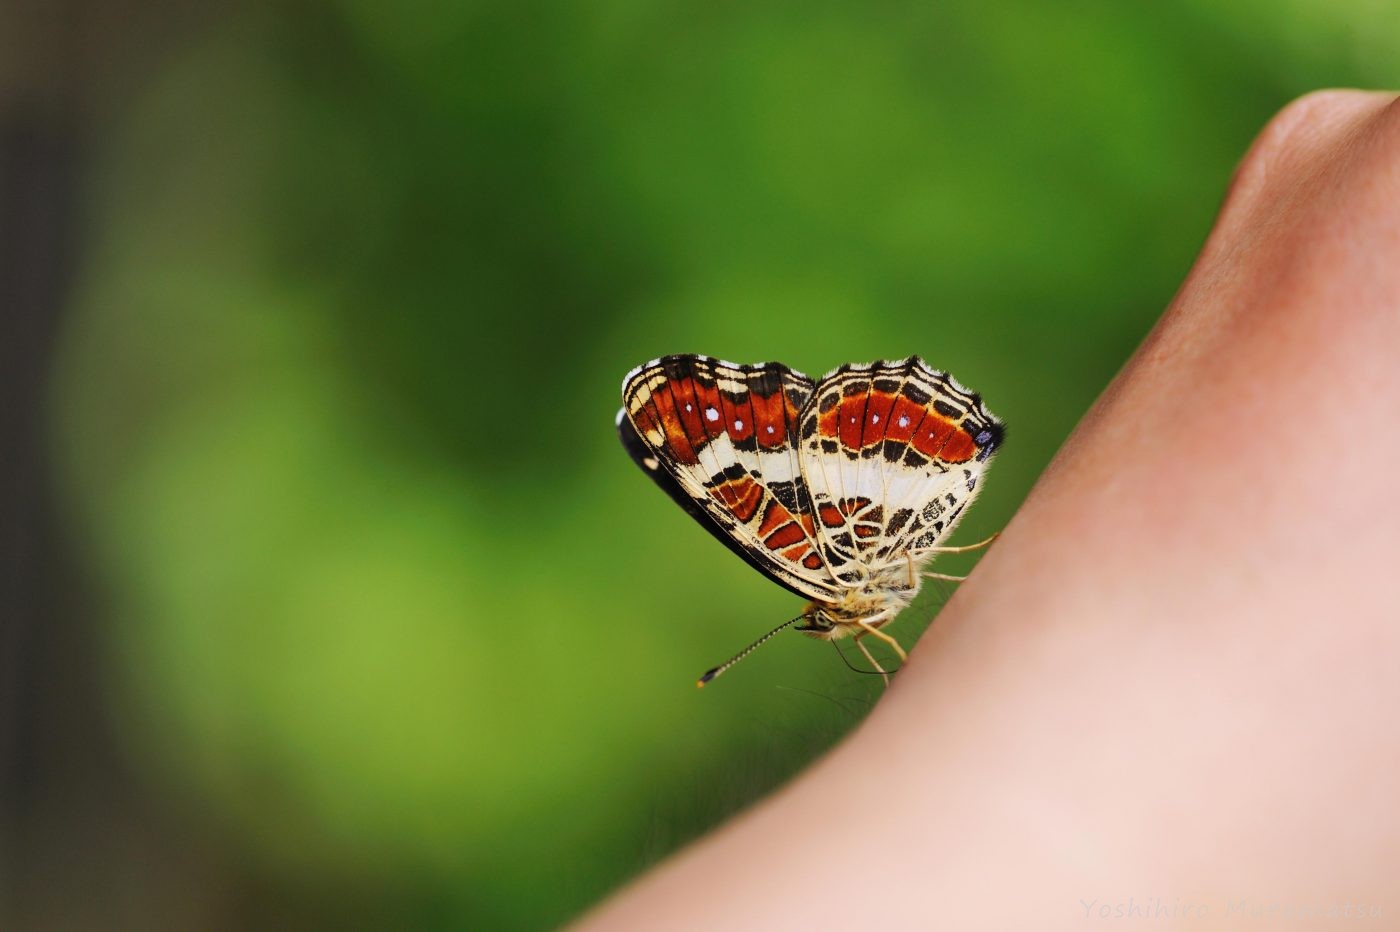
[4,1,1398,929]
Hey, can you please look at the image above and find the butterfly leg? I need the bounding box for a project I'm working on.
[851,631,891,687]
[856,619,909,666]
[907,548,968,584]
[913,532,999,557]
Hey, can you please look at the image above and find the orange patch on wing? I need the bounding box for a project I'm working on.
[630,389,699,465]
[688,378,725,440]
[708,477,763,523]
[837,391,868,449]
[765,521,806,550]
[884,396,926,442]
[718,389,753,444]
[860,391,897,447]
[818,503,844,527]
[838,496,871,516]
[938,427,977,463]
[758,500,790,537]
[802,552,824,570]
[663,377,708,450]
[911,414,957,459]
[749,390,792,448]
[819,389,910,451]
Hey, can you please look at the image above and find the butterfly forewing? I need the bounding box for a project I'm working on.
[620,356,838,599]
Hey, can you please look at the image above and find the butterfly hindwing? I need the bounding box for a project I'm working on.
[797,358,1003,583]
[620,355,837,600]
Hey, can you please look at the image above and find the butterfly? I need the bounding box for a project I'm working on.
[617,355,1003,686]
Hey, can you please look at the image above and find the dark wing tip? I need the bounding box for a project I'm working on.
[974,420,1006,460]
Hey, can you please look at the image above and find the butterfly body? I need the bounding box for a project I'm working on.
[797,568,916,640]
[618,354,1003,681]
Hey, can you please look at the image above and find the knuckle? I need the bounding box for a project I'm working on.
[1372,92,1400,146]
[1259,89,1365,150]
[1227,89,1393,210]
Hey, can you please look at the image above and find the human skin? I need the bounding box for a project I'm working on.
[575,90,1400,930]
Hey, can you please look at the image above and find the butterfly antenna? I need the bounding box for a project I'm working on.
[697,615,806,688]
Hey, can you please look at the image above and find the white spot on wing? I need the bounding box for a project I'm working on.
[705,407,719,422]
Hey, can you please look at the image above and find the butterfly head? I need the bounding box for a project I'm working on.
[795,606,839,639]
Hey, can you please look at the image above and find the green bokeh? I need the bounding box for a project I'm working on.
[49,2,1399,928]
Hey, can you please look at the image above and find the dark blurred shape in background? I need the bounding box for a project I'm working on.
[2,2,1396,929]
